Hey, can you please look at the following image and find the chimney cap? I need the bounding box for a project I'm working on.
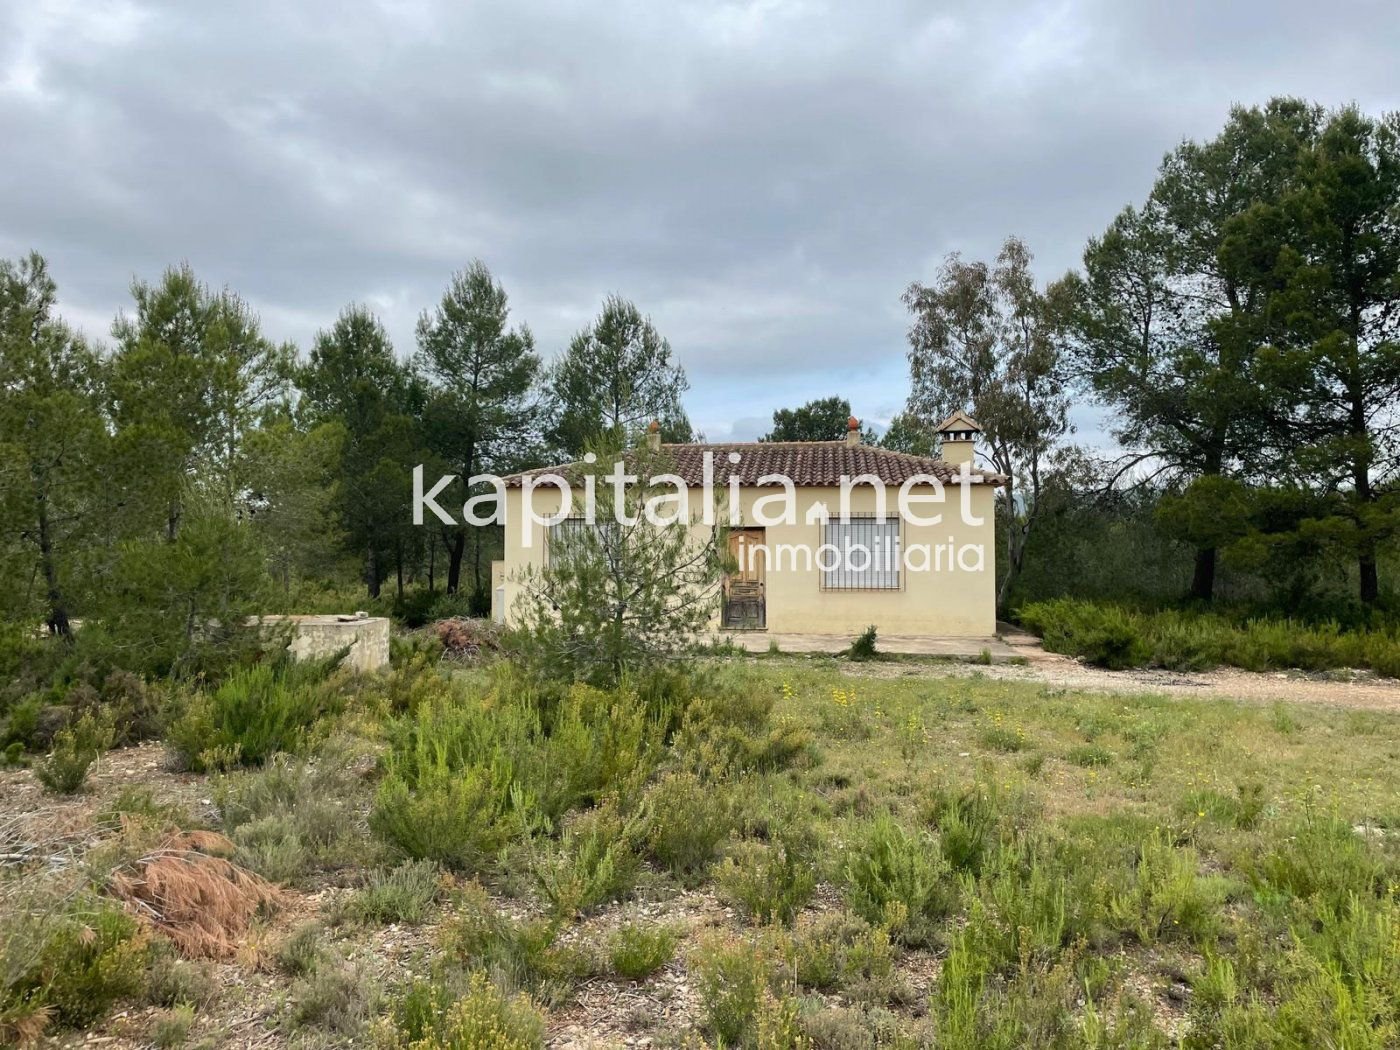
[935,409,981,434]
[647,419,660,432]
[847,415,859,431]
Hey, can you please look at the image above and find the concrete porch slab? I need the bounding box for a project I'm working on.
[718,631,1020,662]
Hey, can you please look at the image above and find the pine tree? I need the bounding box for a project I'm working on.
[0,253,108,636]
[547,295,689,455]
[415,261,540,598]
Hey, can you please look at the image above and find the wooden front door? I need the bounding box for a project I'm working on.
[723,528,766,629]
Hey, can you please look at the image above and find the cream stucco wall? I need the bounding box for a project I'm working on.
[499,479,997,637]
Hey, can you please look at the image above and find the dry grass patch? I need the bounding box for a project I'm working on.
[108,830,285,958]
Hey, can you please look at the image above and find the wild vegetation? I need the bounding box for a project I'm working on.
[3,646,1400,1047]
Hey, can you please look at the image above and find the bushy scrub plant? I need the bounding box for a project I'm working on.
[35,710,114,794]
[164,657,342,772]
[1,879,150,1039]
[531,798,645,917]
[845,811,956,947]
[608,922,682,980]
[642,771,735,883]
[347,859,442,925]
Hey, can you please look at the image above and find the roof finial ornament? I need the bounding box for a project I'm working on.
[845,415,860,448]
[646,419,661,451]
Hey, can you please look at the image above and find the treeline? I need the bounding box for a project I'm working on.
[0,257,693,667]
[881,97,1400,616]
[4,94,1398,667]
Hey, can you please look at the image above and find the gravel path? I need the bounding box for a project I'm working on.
[842,648,1400,713]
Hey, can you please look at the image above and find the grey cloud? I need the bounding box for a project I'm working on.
[2,0,1396,442]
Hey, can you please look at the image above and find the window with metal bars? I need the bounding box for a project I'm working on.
[820,514,901,590]
[547,516,614,563]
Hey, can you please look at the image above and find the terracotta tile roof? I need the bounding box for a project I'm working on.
[503,442,1007,487]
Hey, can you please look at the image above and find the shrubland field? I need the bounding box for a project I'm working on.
[4,642,1400,1049]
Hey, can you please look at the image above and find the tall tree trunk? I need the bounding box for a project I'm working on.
[366,545,381,600]
[1190,547,1217,602]
[471,527,485,608]
[1359,549,1380,605]
[427,532,436,593]
[34,490,71,639]
[395,542,405,601]
[996,477,1018,614]
[1189,446,1226,603]
[1349,368,1378,605]
[446,530,466,594]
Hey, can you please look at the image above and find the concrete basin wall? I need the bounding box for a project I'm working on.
[256,615,391,673]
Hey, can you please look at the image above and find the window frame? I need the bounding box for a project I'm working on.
[818,513,903,592]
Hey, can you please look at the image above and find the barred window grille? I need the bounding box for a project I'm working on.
[821,514,901,590]
[547,516,611,563]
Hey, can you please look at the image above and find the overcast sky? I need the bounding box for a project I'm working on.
[2,1,1397,442]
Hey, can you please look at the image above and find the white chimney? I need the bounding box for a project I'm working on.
[934,410,980,467]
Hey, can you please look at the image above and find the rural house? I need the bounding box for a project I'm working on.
[493,413,1004,637]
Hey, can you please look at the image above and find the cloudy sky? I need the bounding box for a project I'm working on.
[2,1,1396,442]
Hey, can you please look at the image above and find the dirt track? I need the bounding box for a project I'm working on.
[842,648,1400,714]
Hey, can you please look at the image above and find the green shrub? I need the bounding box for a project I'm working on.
[438,883,588,1008]
[1019,598,1400,676]
[845,812,955,947]
[673,688,814,780]
[976,842,1073,968]
[976,724,1027,753]
[1107,833,1220,945]
[849,625,879,662]
[383,971,546,1050]
[689,930,790,1045]
[151,1003,196,1048]
[1066,744,1114,768]
[282,960,381,1036]
[1243,809,1387,913]
[923,782,1001,876]
[372,763,516,872]
[370,679,665,872]
[1019,599,1149,670]
[0,882,149,1034]
[273,923,327,977]
[35,710,114,794]
[608,922,681,980]
[348,859,442,925]
[1181,782,1267,830]
[931,910,1122,1050]
[643,771,734,882]
[716,838,816,927]
[216,747,365,881]
[98,786,193,832]
[532,800,643,917]
[165,661,339,772]
[791,911,901,1004]
[144,942,216,1009]
[228,814,309,883]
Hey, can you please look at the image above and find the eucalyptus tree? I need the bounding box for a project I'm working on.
[902,236,1072,608]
